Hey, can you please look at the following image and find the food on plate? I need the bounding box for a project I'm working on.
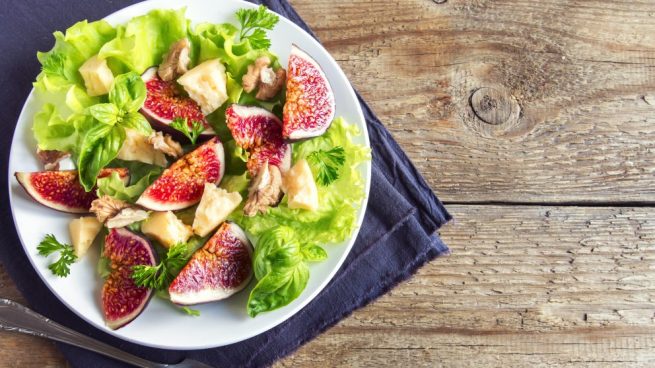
[21,5,369,325]
[282,159,319,211]
[243,163,284,217]
[242,56,286,101]
[177,59,228,115]
[117,128,168,166]
[141,66,214,140]
[136,137,225,211]
[101,228,157,329]
[15,168,128,213]
[169,222,253,305]
[157,38,191,81]
[226,104,291,175]
[141,211,193,248]
[69,216,102,258]
[192,183,242,237]
[283,45,336,141]
[36,149,70,171]
[78,55,115,97]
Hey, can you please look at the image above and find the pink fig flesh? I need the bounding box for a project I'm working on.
[14,168,129,213]
[226,104,291,175]
[136,137,225,211]
[283,45,335,141]
[141,67,214,140]
[169,222,253,305]
[102,228,157,330]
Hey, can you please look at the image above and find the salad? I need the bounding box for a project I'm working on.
[14,5,369,330]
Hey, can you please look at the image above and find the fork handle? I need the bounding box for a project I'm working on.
[0,298,165,368]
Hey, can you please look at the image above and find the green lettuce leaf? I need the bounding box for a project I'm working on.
[98,9,188,74]
[32,104,78,152]
[190,22,278,80]
[233,118,370,245]
[34,20,116,94]
[97,164,162,203]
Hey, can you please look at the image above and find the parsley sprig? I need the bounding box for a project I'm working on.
[41,52,66,78]
[37,234,77,277]
[170,117,205,145]
[307,146,346,186]
[235,5,279,49]
[132,243,192,290]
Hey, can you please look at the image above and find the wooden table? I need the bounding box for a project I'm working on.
[2,0,655,366]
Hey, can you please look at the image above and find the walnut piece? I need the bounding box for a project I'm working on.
[242,57,286,101]
[243,164,283,217]
[106,208,150,229]
[36,149,70,171]
[148,131,183,158]
[90,195,130,223]
[158,39,191,81]
[243,56,271,93]
[256,67,286,101]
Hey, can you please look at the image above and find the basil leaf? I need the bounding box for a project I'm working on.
[121,112,152,135]
[77,124,125,191]
[109,72,146,112]
[254,239,303,281]
[300,244,328,262]
[87,103,119,125]
[247,263,309,317]
[253,227,301,280]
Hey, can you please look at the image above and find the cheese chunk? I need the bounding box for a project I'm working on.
[117,129,167,167]
[79,55,114,97]
[282,159,319,211]
[69,216,102,258]
[141,211,192,248]
[192,183,242,237]
[177,59,228,115]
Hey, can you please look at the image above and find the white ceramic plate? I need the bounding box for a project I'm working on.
[7,0,370,350]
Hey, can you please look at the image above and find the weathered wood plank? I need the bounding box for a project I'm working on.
[290,0,655,203]
[276,205,655,367]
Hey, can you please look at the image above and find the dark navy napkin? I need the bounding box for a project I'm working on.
[0,1,451,367]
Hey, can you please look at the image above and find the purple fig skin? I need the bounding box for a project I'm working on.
[168,222,253,306]
[14,169,129,214]
[140,67,215,143]
[102,228,157,330]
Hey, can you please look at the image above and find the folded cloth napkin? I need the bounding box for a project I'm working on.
[0,0,451,367]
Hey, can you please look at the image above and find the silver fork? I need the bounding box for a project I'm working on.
[0,298,213,368]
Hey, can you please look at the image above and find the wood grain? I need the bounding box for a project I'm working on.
[277,205,655,367]
[290,0,655,203]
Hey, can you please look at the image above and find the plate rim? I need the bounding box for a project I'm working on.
[7,0,371,350]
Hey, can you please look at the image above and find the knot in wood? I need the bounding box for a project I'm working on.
[470,87,513,125]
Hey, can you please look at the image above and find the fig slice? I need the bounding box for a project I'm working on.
[169,222,253,305]
[14,168,128,213]
[226,104,291,175]
[140,67,215,140]
[136,137,225,211]
[102,228,157,330]
[282,44,336,141]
